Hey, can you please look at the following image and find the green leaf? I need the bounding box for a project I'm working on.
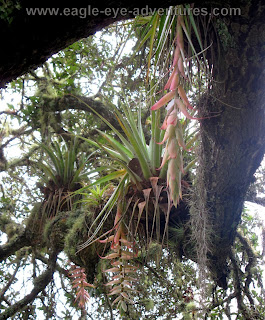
[97,130,133,162]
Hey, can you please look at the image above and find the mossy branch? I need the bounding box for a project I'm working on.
[0,250,58,320]
[0,230,30,262]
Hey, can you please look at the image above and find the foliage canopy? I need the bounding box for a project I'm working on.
[0,5,265,320]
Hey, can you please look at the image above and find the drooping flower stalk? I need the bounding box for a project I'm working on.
[151,14,197,206]
[68,264,95,309]
[99,199,138,312]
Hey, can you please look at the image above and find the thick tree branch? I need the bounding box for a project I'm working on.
[56,94,120,129]
[0,250,58,320]
[1,0,219,88]
[0,230,30,262]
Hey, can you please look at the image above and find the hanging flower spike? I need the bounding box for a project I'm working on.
[150,10,198,208]
[69,264,95,309]
[151,90,176,111]
[113,201,124,247]
[175,98,197,120]
[178,85,193,110]
[99,198,138,312]
[172,46,181,68]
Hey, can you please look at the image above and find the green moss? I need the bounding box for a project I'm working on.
[0,213,23,241]
[0,212,11,227]
[25,202,45,242]
[5,223,17,240]
[216,19,235,50]
[64,211,88,260]
[64,209,105,282]
[43,212,69,251]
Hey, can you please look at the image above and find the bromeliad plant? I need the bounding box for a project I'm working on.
[37,138,91,217]
[74,94,196,311]
[75,100,170,310]
[74,4,203,312]
[98,198,137,311]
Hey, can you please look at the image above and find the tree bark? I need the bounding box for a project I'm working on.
[0,230,30,262]
[0,0,192,88]
[197,0,265,287]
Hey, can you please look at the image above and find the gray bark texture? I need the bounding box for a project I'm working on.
[198,0,265,287]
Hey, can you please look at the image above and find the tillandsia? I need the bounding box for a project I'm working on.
[72,8,200,315]
[68,263,95,309]
[151,14,198,207]
[99,199,138,312]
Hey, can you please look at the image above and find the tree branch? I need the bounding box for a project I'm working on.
[229,249,252,319]
[0,145,39,172]
[1,127,34,149]
[0,230,30,262]
[0,261,20,301]
[56,94,120,129]
[0,250,58,320]
[236,231,258,310]
[34,252,69,277]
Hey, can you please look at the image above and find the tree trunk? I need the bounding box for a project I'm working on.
[198,0,265,287]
